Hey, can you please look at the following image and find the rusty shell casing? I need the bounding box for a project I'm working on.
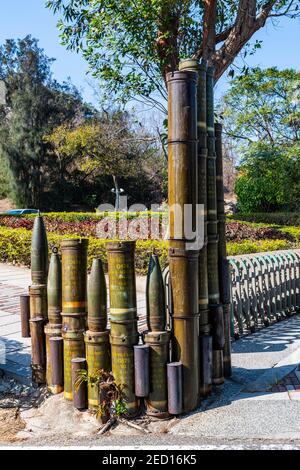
[167,362,183,415]
[47,248,62,325]
[171,315,199,412]
[44,323,62,393]
[61,312,87,333]
[144,331,170,417]
[199,334,213,397]
[168,245,199,318]
[110,334,140,416]
[212,349,224,386]
[49,336,64,394]
[31,215,48,285]
[29,284,47,321]
[109,319,138,338]
[84,330,111,409]
[167,70,198,240]
[87,258,107,332]
[134,344,150,398]
[71,357,87,410]
[20,294,30,338]
[30,317,46,384]
[210,304,225,350]
[223,303,232,377]
[107,241,137,324]
[146,254,166,332]
[61,238,88,315]
[62,329,85,401]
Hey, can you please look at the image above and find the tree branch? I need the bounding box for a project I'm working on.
[213,0,276,81]
[202,0,217,63]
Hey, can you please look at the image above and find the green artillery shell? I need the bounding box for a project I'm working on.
[84,330,110,409]
[107,241,137,323]
[146,254,166,332]
[47,248,62,325]
[144,331,170,417]
[110,334,140,416]
[30,317,46,384]
[62,330,85,401]
[61,238,88,315]
[107,241,139,415]
[215,122,232,377]
[87,258,107,332]
[29,284,47,321]
[31,215,48,285]
[44,323,62,393]
[212,349,224,386]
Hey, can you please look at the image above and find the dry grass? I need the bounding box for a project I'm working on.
[0,407,26,443]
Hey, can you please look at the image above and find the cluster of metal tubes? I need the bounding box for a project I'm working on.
[26,58,233,417]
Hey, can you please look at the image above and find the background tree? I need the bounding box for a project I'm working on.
[0,35,93,208]
[46,0,300,109]
[45,111,166,208]
[221,67,300,212]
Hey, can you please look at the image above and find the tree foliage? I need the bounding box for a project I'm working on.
[46,0,300,108]
[45,111,166,208]
[221,67,300,212]
[0,35,92,208]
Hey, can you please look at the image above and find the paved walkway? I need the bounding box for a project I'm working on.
[1,263,300,446]
[0,263,147,384]
[0,264,31,384]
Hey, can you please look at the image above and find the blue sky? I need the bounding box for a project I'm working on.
[0,1,299,110]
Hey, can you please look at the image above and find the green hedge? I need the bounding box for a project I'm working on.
[0,226,294,275]
[0,226,168,275]
[229,212,300,226]
[24,211,164,222]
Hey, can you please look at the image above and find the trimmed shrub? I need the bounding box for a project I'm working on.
[229,212,300,227]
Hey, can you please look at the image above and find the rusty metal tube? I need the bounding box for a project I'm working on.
[167,362,183,415]
[30,317,46,384]
[49,336,64,393]
[20,294,30,338]
[134,344,150,398]
[71,357,87,410]
[84,330,110,409]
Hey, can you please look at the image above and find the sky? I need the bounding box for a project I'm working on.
[0,0,299,114]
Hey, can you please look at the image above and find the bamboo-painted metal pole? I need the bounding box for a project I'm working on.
[206,67,225,386]
[179,59,213,397]
[215,122,232,377]
[167,70,200,412]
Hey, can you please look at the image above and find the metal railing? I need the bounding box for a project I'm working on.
[163,249,300,340]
